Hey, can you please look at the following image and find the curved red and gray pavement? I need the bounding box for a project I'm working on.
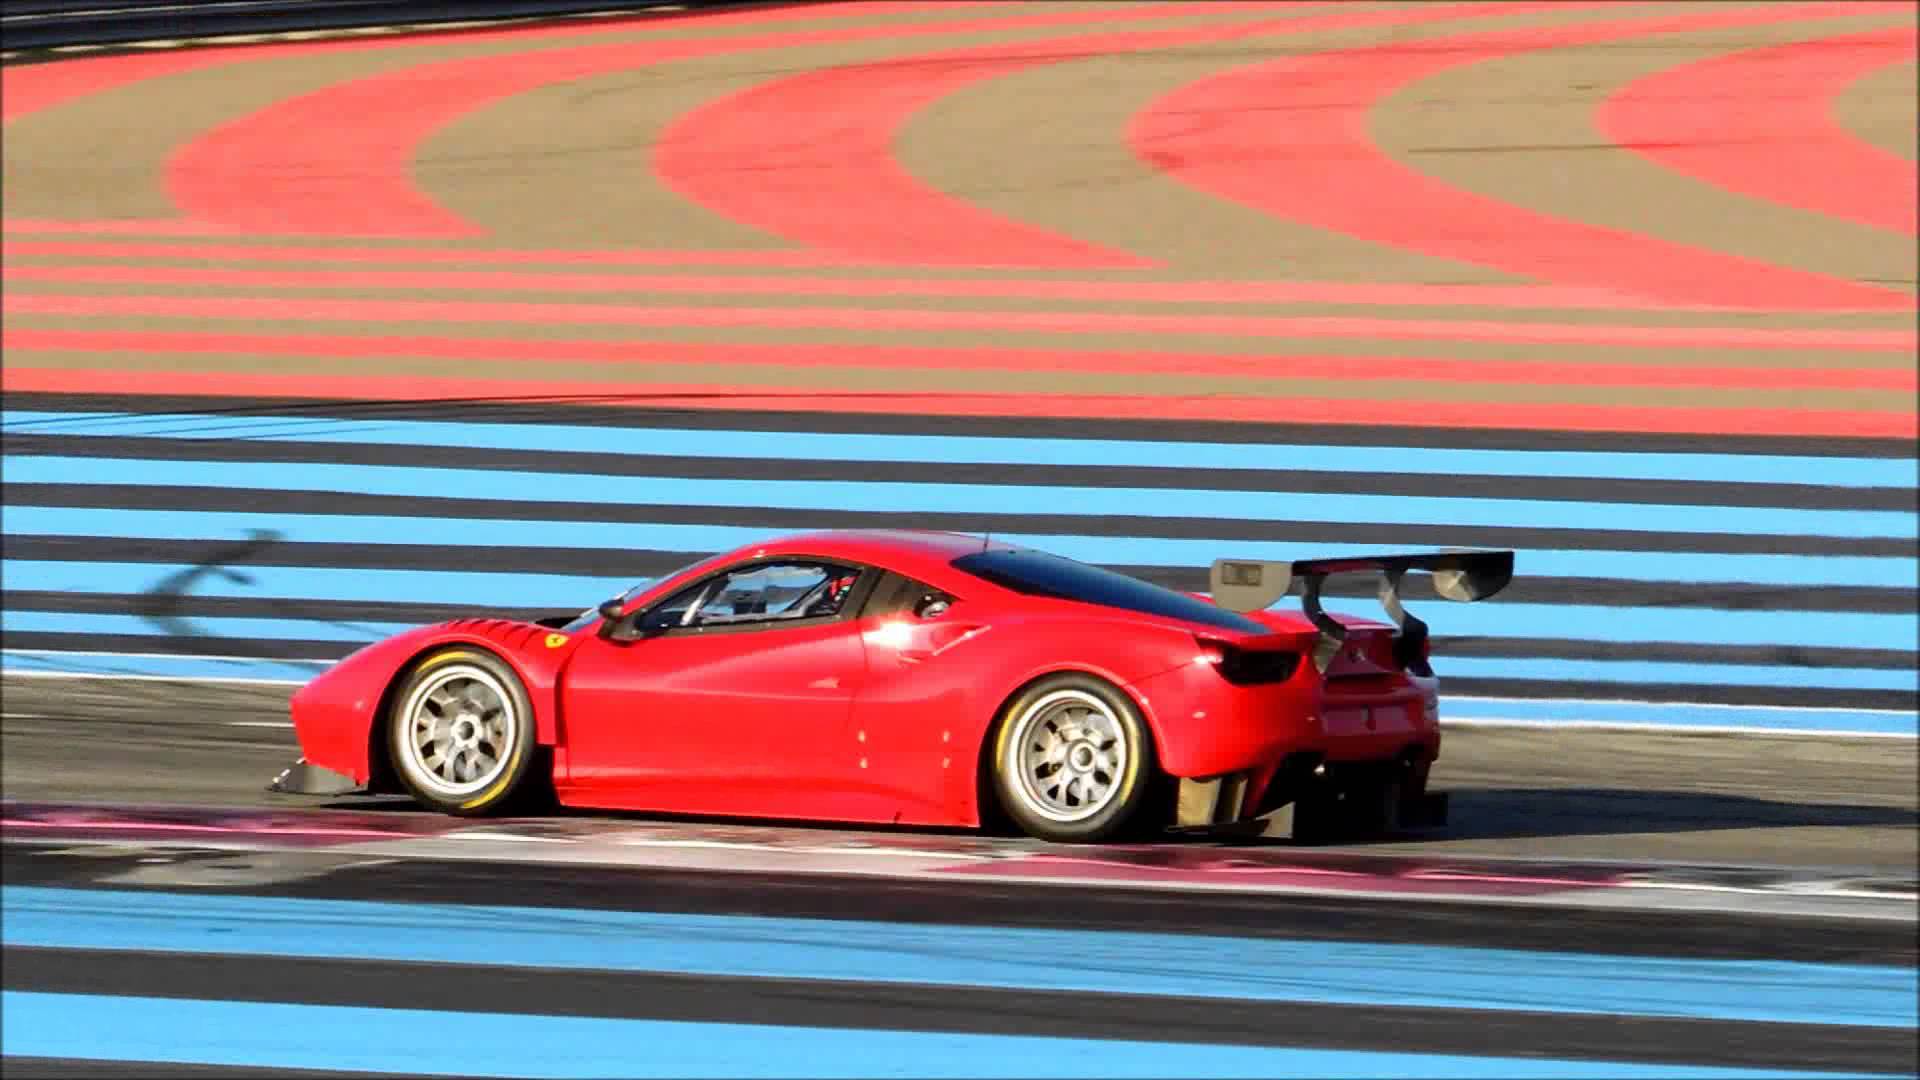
[1,1,1915,716]
[2,0,1913,434]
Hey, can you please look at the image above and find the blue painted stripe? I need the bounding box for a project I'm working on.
[7,612,1913,692]
[4,887,1912,1029]
[8,408,1916,490]
[2,559,630,608]
[8,456,1913,539]
[2,611,419,643]
[3,993,1888,1080]
[6,506,1913,589]
[7,650,1910,733]
[8,560,1914,651]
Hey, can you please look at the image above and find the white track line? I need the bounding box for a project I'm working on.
[1450,693,1914,717]
[1444,717,1915,739]
[1,669,305,687]
[1,649,322,662]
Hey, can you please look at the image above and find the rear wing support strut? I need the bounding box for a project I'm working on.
[1211,551,1514,674]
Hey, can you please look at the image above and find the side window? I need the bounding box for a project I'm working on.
[862,571,954,620]
[641,561,863,631]
[641,584,705,630]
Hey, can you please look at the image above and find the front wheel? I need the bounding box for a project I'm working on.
[387,647,536,816]
[990,673,1156,842]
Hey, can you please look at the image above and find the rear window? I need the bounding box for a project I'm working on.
[951,549,1264,633]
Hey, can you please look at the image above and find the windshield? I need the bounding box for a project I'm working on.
[555,557,717,633]
[950,548,1265,633]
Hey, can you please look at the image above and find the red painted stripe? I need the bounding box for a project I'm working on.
[161,3,1245,240]
[9,292,1911,349]
[7,366,1910,437]
[1598,27,1919,235]
[1129,2,1916,310]
[0,261,1699,310]
[0,1,958,124]
[0,235,912,265]
[3,51,242,125]
[0,218,245,236]
[13,328,1907,391]
[653,2,1546,267]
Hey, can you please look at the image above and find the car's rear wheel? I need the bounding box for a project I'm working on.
[990,673,1155,842]
[388,647,535,816]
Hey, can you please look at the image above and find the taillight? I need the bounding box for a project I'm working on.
[1194,636,1301,685]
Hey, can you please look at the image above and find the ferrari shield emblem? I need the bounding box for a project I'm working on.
[544,633,568,649]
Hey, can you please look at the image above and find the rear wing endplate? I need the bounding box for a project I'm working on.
[1208,550,1514,674]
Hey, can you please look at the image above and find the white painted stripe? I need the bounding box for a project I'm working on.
[1444,717,1917,739]
[1,648,318,664]
[1447,694,1913,717]
[1,668,305,687]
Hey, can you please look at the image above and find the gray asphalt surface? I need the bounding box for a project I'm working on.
[5,674,1914,870]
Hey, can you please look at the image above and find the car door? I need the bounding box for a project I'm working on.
[844,571,988,824]
[559,558,874,819]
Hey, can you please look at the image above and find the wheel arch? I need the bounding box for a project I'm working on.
[395,636,562,738]
[366,638,561,794]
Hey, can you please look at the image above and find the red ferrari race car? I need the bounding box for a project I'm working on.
[273,531,1511,842]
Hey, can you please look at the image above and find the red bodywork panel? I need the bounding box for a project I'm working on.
[290,617,583,786]
[289,530,1442,827]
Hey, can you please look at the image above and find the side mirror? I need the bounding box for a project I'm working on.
[595,597,628,640]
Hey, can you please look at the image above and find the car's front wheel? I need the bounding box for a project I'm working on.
[990,673,1156,842]
[387,647,536,816]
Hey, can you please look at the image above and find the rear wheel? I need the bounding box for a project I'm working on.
[387,647,535,816]
[990,673,1155,842]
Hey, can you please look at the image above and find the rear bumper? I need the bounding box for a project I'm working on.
[1319,671,1442,763]
[1132,661,1442,828]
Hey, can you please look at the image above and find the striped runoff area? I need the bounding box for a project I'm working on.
[3,879,1915,1077]
[2,397,1915,732]
[1,404,1914,700]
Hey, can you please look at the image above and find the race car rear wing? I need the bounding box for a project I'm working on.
[1208,550,1514,674]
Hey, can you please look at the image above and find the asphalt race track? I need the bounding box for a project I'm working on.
[4,674,1917,1075]
[5,674,1917,871]
[2,0,1917,1076]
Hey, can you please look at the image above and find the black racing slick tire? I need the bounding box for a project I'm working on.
[386,647,537,816]
[990,672,1157,843]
